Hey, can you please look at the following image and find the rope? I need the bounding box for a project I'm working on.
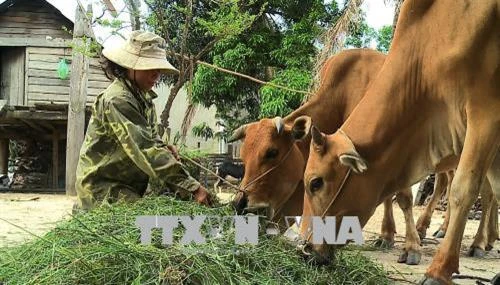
[239,145,294,193]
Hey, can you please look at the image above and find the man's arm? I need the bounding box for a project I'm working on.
[104,96,200,195]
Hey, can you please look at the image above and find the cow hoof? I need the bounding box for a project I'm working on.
[406,250,422,265]
[491,273,500,285]
[418,276,444,285]
[485,244,493,251]
[467,246,486,258]
[397,250,421,265]
[372,238,394,249]
[433,229,446,238]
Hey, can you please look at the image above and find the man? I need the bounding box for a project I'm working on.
[75,31,212,210]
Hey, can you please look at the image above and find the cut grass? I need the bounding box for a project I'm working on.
[0,196,390,285]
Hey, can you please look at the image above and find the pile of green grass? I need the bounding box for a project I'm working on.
[0,197,390,285]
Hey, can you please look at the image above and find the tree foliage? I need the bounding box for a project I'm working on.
[190,0,340,133]
[144,0,260,129]
[376,25,393,53]
[345,20,377,49]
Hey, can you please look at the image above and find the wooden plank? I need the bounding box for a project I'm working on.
[27,69,110,82]
[66,3,93,196]
[0,37,71,47]
[29,60,60,70]
[29,77,70,87]
[28,92,97,101]
[0,27,69,36]
[28,99,95,107]
[27,47,72,56]
[1,11,61,21]
[3,109,67,120]
[52,131,59,189]
[17,47,25,105]
[2,11,71,22]
[29,53,72,63]
[24,47,29,106]
[0,15,64,25]
[29,60,101,71]
[28,85,104,96]
[0,21,65,30]
[88,81,110,89]
[27,78,110,91]
[0,139,8,175]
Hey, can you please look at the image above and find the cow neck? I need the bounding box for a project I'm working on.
[341,49,428,161]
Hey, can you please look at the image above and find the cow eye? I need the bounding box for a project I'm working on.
[264,148,279,159]
[310,177,323,193]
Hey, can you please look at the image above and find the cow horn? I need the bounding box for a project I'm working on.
[228,124,247,142]
[273,116,284,135]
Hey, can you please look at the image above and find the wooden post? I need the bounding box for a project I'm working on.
[52,131,59,190]
[0,139,9,176]
[65,3,92,196]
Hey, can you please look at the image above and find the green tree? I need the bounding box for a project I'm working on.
[144,0,260,129]
[345,20,377,49]
[191,0,340,133]
[376,25,393,53]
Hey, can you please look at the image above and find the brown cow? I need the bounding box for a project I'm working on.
[230,49,425,264]
[299,0,500,284]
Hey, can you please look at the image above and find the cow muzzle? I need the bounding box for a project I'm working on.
[232,191,248,214]
[232,192,274,218]
[297,240,333,266]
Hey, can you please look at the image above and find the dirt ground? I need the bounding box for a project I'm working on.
[362,204,499,284]
[0,192,498,284]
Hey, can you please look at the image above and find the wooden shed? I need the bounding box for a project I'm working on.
[0,0,111,191]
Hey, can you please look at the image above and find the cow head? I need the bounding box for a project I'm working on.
[229,115,313,221]
[299,126,376,262]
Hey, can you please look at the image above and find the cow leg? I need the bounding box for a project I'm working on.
[372,197,396,249]
[433,202,451,239]
[422,110,500,285]
[486,196,498,249]
[467,179,494,257]
[396,187,422,265]
[433,171,454,238]
[417,172,448,239]
[486,153,500,249]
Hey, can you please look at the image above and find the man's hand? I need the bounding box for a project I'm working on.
[193,186,213,206]
[166,145,180,161]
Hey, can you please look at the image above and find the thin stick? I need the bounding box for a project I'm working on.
[170,51,313,96]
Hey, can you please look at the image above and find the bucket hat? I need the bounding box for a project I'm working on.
[102,30,178,74]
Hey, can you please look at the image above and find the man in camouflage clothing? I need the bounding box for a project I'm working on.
[75,31,212,210]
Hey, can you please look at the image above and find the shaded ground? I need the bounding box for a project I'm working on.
[0,192,498,284]
[362,203,500,284]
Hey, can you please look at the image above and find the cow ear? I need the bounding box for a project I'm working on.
[339,149,367,174]
[291,116,312,141]
[310,125,326,153]
[228,124,247,142]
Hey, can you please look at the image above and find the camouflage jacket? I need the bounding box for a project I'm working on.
[75,78,200,210]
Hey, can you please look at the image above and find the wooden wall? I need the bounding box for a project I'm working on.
[26,47,111,106]
[0,0,111,107]
[0,0,73,39]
